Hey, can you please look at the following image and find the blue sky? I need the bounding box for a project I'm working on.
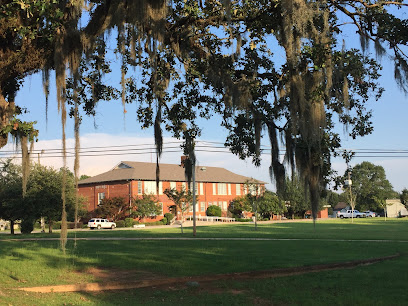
[2,17,408,193]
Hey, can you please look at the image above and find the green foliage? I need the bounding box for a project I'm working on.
[206,205,221,217]
[164,213,174,224]
[164,188,193,219]
[228,197,251,218]
[95,197,128,220]
[400,188,408,208]
[0,0,407,228]
[236,218,252,222]
[115,220,125,228]
[284,176,310,218]
[79,175,91,181]
[161,217,167,225]
[20,218,34,234]
[346,162,396,212]
[0,166,24,231]
[257,191,287,219]
[323,190,348,209]
[124,218,135,228]
[132,194,161,220]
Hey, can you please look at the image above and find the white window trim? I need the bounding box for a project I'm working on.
[236,183,241,195]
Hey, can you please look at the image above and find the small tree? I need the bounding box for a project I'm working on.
[284,176,310,219]
[245,180,263,231]
[206,205,221,217]
[132,194,161,221]
[228,196,251,218]
[164,188,193,234]
[95,197,128,220]
[0,160,24,234]
[258,191,287,220]
[400,188,408,209]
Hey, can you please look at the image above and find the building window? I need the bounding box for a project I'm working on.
[97,192,105,205]
[200,183,204,195]
[236,184,241,195]
[228,184,231,195]
[200,202,206,212]
[144,181,162,194]
[159,202,163,215]
[213,183,217,195]
[138,181,143,195]
[223,201,228,211]
[218,183,227,195]
[182,182,187,191]
[170,181,176,190]
[189,182,199,195]
[189,203,193,212]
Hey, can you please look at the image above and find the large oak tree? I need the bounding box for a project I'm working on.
[0,1,407,248]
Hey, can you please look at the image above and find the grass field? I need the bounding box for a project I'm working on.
[0,218,407,305]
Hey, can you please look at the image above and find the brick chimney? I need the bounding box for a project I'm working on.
[180,156,188,167]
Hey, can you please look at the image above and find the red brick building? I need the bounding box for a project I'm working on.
[78,160,265,220]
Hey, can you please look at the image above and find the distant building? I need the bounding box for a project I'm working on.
[0,219,8,231]
[385,199,408,218]
[78,159,265,220]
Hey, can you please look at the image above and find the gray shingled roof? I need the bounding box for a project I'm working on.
[78,161,265,185]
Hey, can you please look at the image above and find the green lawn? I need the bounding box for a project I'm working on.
[0,218,407,305]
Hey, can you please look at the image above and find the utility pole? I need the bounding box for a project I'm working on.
[192,160,197,237]
[347,165,354,223]
[342,150,355,223]
[38,149,45,233]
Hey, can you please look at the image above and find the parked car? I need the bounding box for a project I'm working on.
[363,211,376,217]
[337,209,366,219]
[88,218,116,229]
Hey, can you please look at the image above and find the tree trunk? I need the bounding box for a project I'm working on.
[49,220,53,233]
[0,93,15,149]
[10,220,14,235]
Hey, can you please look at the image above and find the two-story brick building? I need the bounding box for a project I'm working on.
[78,159,265,220]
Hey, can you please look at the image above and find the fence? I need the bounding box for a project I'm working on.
[186,216,235,222]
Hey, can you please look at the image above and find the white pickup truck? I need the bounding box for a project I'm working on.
[337,210,366,219]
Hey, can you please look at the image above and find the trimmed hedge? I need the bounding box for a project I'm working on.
[206,205,221,217]
[236,218,252,222]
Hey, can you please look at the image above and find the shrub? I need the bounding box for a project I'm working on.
[124,218,135,228]
[143,220,166,226]
[52,221,62,229]
[115,220,125,228]
[206,205,221,217]
[21,219,35,234]
[164,213,174,224]
[236,218,252,222]
[161,217,167,225]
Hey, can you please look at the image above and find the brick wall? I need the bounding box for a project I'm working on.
[79,180,263,220]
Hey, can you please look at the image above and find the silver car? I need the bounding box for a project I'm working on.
[363,211,376,217]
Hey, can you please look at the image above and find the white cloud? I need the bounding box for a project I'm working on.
[0,133,275,189]
[3,133,406,192]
